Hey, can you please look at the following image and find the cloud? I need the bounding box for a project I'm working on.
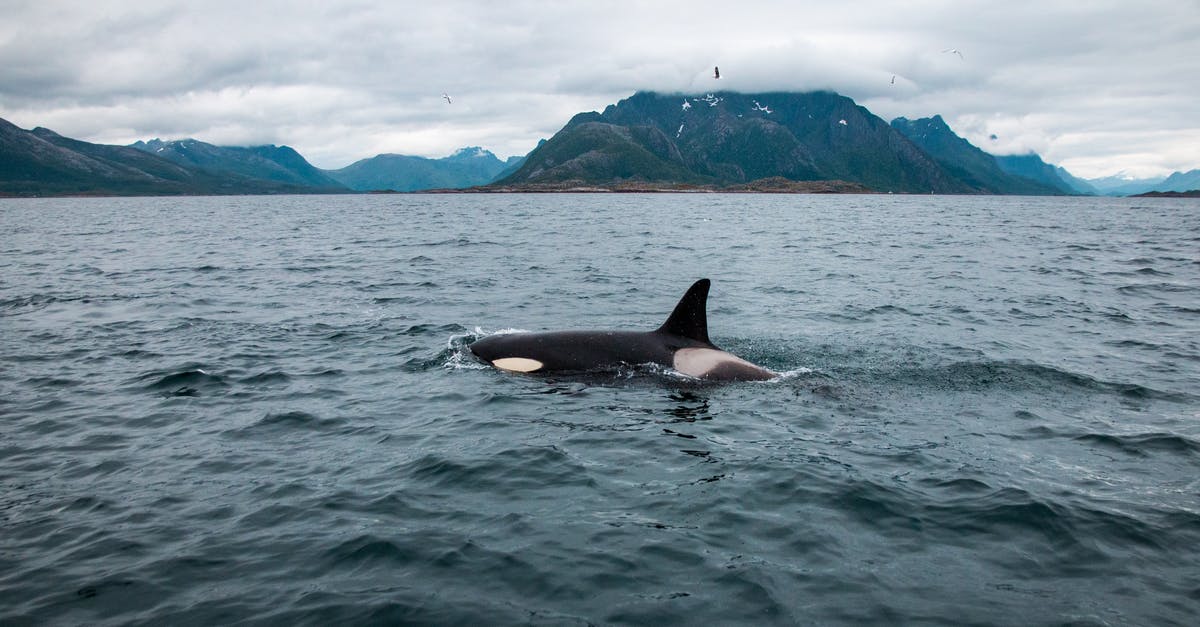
[1,0,1197,176]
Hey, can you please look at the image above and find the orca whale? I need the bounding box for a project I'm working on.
[469,279,776,381]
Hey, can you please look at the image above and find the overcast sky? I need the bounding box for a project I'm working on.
[2,1,1197,178]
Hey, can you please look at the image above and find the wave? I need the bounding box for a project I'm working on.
[1116,282,1197,296]
[933,487,1166,550]
[371,295,422,305]
[21,375,82,389]
[875,359,1193,403]
[406,337,482,373]
[324,533,424,568]
[138,366,228,397]
[398,323,466,337]
[225,411,354,439]
[400,447,596,493]
[0,292,146,316]
[1103,339,1166,351]
[1072,432,1200,457]
[238,370,292,386]
[1158,304,1200,315]
[1101,267,1173,278]
[832,480,1170,552]
[0,294,63,313]
[1009,424,1200,458]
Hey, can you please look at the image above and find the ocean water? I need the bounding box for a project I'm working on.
[1,193,1198,625]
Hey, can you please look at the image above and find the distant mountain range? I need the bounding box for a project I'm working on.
[326,147,523,192]
[0,118,521,196]
[130,139,522,192]
[2,92,1197,197]
[495,91,1187,196]
[131,139,345,190]
[0,117,341,196]
[1153,169,1200,193]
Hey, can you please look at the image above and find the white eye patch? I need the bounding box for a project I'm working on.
[491,357,544,373]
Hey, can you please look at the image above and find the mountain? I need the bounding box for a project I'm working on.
[1082,169,1200,196]
[2,117,186,195]
[1155,169,1200,193]
[890,116,1065,195]
[1096,168,1200,195]
[491,152,530,183]
[132,138,346,190]
[496,90,978,193]
[0,117,353,196]
[1,118,328,196]
[326,147,518,191]
[993,154,1078,194]
[1072,166,1200,197]
[1053,166,1099,195]
[1085,174,1167,196]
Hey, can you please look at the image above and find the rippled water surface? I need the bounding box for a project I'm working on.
[2,194,1199,625]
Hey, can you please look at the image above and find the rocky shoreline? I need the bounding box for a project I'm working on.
[1133,189,1200,198]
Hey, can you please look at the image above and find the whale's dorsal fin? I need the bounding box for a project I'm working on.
[656,278,712,345]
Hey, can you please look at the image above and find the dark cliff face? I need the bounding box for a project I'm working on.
[498,90,985,193]
[499,121,701,185]
[992,154,1077,194]
[891,116,1066,195]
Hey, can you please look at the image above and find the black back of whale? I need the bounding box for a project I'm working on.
[468,279,775,380]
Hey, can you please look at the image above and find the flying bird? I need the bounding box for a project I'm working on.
[942,48,964,59]
[891,74,896,85]
[442,93,452,104]
[713,66,720,79]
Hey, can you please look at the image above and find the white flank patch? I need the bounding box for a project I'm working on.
[673,348,770,378]
[492,357,544,373]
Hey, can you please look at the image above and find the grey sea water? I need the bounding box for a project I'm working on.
[1,193,1198,625]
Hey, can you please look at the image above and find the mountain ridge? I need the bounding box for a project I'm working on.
[4,99,1195,197]
[498,91,1044,194]
[324,147,521,191]
[131,138,347,190]
[890,116,1065,195]
[1,118,328,196]
[991,154,1078,194]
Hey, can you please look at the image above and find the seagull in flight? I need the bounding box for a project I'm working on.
[713,66,720,79]
[942,48,964,59]
[891,74,896,85]
[442,93,452,104]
